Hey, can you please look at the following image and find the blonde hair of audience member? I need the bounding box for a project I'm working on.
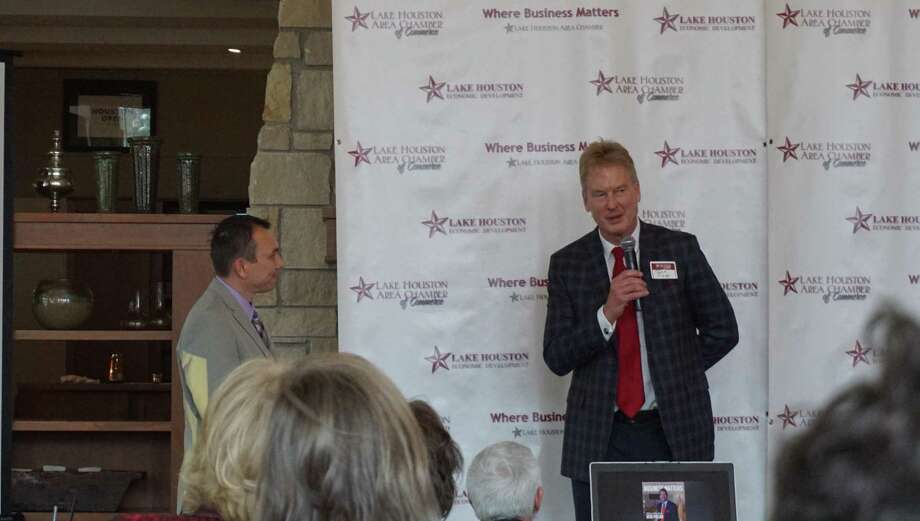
[255,353,441,521]
[180,358,286,521]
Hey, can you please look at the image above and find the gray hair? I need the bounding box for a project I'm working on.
[254,353,440,521]
[466,441,541,521]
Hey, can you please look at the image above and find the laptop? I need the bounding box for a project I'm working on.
[589,462,736,521]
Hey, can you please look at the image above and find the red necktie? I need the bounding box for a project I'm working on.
[613,246,644,418]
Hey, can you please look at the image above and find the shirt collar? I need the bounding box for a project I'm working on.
[598,220,641,256]
[216,277,255,320]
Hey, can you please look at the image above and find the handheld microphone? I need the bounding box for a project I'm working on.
[619,236,642,312]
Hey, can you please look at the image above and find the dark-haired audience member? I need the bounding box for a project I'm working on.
[772,306,920,521]
[177,214,283,457]
[467,441,543,521]
[255,353,441,521]
[410,400,464,519]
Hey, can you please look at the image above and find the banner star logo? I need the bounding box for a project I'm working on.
[504,22,515,33]
[349,277,376,302]
[778,405,799,429]
[425,346,452,373]
[776,137,801,162]
[847,74,872,100]
[846,207,873,234]
[421,210,448,238]
[512,427,523,438]
[348,142,373,167]
[506,157,519,167]
[510,292,521,302]
[846,340,872,367]
[419,75,446,103]
[655,141,681,168]
[776,4,801,28]
[590,70,614,95]
[778,270,800,295]
[345,6,371,31]
[654,7,680,34]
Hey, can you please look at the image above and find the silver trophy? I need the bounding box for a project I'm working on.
[34,130,74,212]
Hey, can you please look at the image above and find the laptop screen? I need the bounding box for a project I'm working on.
[589,462,736,521]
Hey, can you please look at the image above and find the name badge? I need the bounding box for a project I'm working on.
[650,261,678,279]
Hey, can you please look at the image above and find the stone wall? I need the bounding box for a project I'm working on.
[249,0,337,355]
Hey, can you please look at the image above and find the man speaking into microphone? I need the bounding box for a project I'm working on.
[543,140,738,521]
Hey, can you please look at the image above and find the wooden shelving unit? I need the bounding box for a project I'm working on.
[11,212,224,515]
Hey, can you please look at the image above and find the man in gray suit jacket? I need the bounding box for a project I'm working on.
[543,141,738,521]
[177,214,283,455]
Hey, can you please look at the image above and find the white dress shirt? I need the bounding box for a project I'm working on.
[595,225,657,410]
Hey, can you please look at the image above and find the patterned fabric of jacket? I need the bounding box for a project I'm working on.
[543,221,739,482]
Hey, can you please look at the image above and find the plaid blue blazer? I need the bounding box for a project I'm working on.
[543,221,738,481]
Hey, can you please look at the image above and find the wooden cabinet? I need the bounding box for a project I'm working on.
[11,213,224,519]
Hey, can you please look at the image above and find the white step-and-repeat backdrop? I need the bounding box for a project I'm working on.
[333,2,918,520]
[765,0,920,504]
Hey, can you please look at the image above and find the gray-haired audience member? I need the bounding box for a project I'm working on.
[773,306,920,521]
[467,441,543,521]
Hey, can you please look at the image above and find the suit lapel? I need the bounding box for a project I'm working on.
[638,221,662,280]
[582,229,610,305]
[210,279,272,357]
[638,221,662,358]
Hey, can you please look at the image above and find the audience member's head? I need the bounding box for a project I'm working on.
[180,358,286,521]
[410,400,464,519]
[772,306,920,521]
[467,441,543,521]
[255,353,440,521]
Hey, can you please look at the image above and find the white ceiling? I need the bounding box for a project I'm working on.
[0,0,279,69]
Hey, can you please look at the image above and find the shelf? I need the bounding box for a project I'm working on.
[14,212,225,251]
[17,383,170,393]
[13,421,172,432]
[23,512,169,521]
[23,513,121,521]
[15,330,173,341]
[15,213,227,224]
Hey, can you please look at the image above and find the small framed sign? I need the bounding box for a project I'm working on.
[62,79,157,151]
